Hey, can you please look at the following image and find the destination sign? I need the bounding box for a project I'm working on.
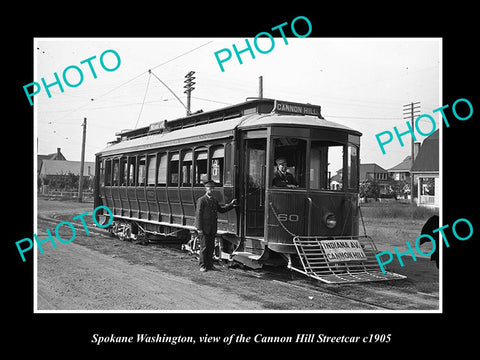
[320,240,367,262]
[274,100,322,117]
[148,120,168,133]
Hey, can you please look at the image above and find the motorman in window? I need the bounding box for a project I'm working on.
[195,180,237,272]
[272,157,299,188]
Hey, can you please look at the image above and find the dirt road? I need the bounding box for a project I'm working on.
[37,240,263,310]
[36,198,439,311]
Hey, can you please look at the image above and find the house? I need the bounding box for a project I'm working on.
[38,147,95,193]
[39,159,96,179]
[388,155,412,181]
[411,130,439,208]
[330,172,342,190]
[360,163,390,195]
[387,141,423,181]
[37,147,67,175]
[38,159,96,194]
[387,155,413,200]
[38,147,95,182]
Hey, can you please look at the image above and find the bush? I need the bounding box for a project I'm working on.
[359,179,380,201]
[41,172,94,191]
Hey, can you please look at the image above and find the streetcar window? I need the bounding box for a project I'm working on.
[211,145,224,186]
[138,156,146,186]
[104,159,112,186]
[157,153,167,186]
[147,155,156,186]
[272,137,306,188]
[347,145,359,190]
[194,148,208,186]
[310,141,343,191]
[99,160,105,186]
[169,152,179,186]
[182,150,193,187]
[224,142,232,186]
[120,157,127,186]
[112,159,120,186]
[128,157,136,186]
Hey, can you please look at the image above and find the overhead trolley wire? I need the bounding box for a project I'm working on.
[44,40,214,125]
[91,40,213,103]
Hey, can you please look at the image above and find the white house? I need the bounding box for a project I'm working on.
[410,130,439,208]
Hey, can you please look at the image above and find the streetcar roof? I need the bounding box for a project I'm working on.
[98,115,248,156]
[97,99,362,156]
[237,113,360,133]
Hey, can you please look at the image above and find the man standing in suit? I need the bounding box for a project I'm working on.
[195,180,237,272]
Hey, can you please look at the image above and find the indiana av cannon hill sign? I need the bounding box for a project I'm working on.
[319,239,367,262]
[274,100,322,117]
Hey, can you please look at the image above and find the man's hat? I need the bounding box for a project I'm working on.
[275,157,287,165]
[203,180,216,187]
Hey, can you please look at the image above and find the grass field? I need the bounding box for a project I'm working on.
[360,199,438,221]
[360,200,439,252]
[359,201,439,294]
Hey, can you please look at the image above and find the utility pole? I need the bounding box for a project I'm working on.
[78,117,86,202]
[258,76,263,98]
[184,71,195,116]
[402,102,420,204]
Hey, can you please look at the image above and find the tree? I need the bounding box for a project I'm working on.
[388,179,409,200]
[359,179,380,202]
[46,172,79,191]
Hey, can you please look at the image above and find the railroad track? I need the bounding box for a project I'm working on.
[221,264,397,310]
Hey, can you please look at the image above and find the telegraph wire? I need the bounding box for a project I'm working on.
[149,41,213,72]
[326,114,403,120]
[91,40,213,103]
[38,40,215,158]
[191,96,233,106]
[326,112,441,123]
[45,40,214,125]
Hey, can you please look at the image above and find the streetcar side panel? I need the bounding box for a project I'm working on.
[94,138,239,237]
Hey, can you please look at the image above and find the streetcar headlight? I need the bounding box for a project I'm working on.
[325,213,337,228]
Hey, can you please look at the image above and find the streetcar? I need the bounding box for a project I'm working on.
[94,98,405,283]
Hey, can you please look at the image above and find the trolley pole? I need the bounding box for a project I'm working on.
[78,117,87,202]
[402,102,420,204]
[258,76,263,98]
[184,71,196,116]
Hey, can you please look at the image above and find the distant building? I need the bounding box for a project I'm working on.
[37,147,95,193]
[39,159,95,179]
[360,163,390,195]
[388,155,412,181]
[37,147,66,175]
[411,130,439,208]
[330,172,342,190]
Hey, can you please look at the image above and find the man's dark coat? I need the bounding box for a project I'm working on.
[195,194,235,235]
[272,170,299,187]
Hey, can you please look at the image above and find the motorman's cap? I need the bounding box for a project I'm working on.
[203,180,217,187]
[275,157,287,165]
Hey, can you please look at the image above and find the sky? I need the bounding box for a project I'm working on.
[34,37,441,170]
